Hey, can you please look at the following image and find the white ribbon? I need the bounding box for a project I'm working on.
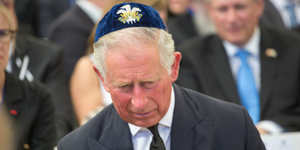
[16,55,34,82]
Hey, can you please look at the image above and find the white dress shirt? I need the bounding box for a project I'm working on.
[128,87,175,150]
[223,27,261,90]
[269,0,300,28]
[223,27,283,134]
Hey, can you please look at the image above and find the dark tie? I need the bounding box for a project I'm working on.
[236,50,260,124]
[147,124,166,150]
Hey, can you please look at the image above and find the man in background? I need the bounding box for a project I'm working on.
[261,0,300,30]
[176,0,300,134]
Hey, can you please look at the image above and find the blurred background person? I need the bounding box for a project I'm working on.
[12,0,70,38]
[36,0,70,38]
[168,0,191,18]
[167,0,216,47]
[70,0,168,126]
[0,2,56,149]
[13,0,37,36]
[1,0,75,142]
[48,0,110,81]
[261,0,300,30]
[176,0,300,134]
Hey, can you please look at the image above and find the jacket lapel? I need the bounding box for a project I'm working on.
[11,35,29,75]
[205,36,241,105]
[171,84,214,150]
[259,27,278,112]
[3,72,24,126]
[88,108,133,150]
[88,138,110,150]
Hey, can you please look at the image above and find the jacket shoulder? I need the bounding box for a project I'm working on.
[178,86,246,119]
[177,34,219,54]
[17,34,62,53]
[6,72,51,98]
[263,26,300,43]
[58,104,115,149]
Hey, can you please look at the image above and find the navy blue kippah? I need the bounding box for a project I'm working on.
[94,2,166,42]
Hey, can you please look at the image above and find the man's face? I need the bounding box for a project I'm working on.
[207,0,264,46]
[0,13,11,71]
[96,44,181,127]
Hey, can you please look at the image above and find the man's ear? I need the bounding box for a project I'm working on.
[170,52,182,82]
[256,0,265,18]
[93,65,110,92]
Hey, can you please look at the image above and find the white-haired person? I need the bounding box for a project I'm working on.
[70,0,168,126]
[58,2,265,150]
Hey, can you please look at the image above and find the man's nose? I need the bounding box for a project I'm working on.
[131,85,148,110]
[0,41,3,48]
[227,8,238,23]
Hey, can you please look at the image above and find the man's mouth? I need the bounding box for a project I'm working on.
[133,110,153,117]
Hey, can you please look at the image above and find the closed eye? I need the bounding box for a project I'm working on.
[117,84,132,92]
[142,81,157,89]
[121,85,129,88]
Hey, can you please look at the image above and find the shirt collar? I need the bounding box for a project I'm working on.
[76,0,103,23]
[128,86,175,137]
[223,26,260,57]
[269,0,297,11]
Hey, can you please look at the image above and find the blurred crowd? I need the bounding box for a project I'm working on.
[0,0,300,149]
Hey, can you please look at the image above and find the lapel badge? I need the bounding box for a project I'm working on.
[10,109,18,115]
[265,48,277,58]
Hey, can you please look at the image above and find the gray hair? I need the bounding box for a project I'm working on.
[93,27,175,83]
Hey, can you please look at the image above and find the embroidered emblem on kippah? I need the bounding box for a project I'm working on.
[117,4,143,24]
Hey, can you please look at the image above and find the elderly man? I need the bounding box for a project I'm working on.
[58,2,265,150]
[176,0,300,134]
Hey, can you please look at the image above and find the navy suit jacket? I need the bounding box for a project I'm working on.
[58,84,265,150]
[176,26,300,131]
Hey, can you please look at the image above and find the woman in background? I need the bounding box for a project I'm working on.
[0,2,56,149]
